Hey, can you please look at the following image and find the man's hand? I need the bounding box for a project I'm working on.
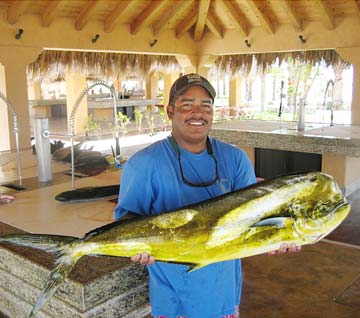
[267,243,301,256]
[131,252,156,266]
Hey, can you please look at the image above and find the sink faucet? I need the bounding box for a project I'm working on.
[323,80,335,126]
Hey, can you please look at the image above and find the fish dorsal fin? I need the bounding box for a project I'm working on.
[150,209,198,229]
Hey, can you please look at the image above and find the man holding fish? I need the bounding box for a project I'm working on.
[114,73,301,318]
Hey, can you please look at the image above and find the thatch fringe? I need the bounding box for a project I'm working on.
[212,49,350,78]
[27,50,182,81]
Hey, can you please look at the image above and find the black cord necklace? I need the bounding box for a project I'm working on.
[168,135,219,187]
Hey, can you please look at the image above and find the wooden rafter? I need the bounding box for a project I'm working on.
[104,0,132,33]
[42,0,64,27]
[354,0,360,19]
[153,0,192,36]
[206,12,223,39]
[7,0,30,24]
[194,0,211,41]
[130,1,165,35]
[218,0,248,37]
[246,0,275,34]
[278,0,302,30]
[75,0,99,30]
[175,10,198,39]
[313,0,335,29]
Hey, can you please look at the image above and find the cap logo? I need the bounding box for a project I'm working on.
[186,74,202,83]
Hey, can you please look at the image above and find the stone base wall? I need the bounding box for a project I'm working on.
[0,224,150,318]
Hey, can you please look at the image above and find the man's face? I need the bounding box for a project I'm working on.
[167,86,214,145]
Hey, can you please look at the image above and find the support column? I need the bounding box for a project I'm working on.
[163,73,180,106]
[27,80,46,118]
[336,47,360,125]
[0,46,41,151]
[175,54,196,74]
[229,76,243,116]
[146,74,158,111]
[65,73,88,135]
[197,54,217,78]
[27,80,42,100]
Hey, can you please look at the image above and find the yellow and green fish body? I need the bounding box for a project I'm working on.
[78,171,349,265]
[0,172,350,317]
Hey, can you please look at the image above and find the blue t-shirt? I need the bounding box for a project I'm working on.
[114,136,256,318]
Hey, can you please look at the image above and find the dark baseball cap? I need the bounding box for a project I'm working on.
[169,73,216,105]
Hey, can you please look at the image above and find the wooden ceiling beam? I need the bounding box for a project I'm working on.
[313,0,335,29]
[175,11,198,39]
[206,12,223,39]
[194,0,211,41]
[246,0,275,34]
[75,0,99,30]
[354,0,360,19]
[7,0,30,24]
[356,0,360,9]
[104,0,132,33]
[153,0,192,36]
[278,0,302,30]
[218,0,248,37]
[130,1,165,35]
[42,0,65,27]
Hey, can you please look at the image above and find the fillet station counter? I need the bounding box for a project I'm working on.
[210,120,360,196]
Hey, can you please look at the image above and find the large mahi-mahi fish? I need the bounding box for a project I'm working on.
[0,172,350,317]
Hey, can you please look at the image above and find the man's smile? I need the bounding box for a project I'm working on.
[185,119,208,126]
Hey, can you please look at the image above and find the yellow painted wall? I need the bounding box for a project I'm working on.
[322,154,360,192]
[0,16,197,56]
[0,64,10,151]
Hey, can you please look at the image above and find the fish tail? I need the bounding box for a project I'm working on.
[0,234,81,317]
[28,252,80,317]
[0,233,78,253]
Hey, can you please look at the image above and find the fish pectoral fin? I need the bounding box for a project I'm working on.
[251,217,291,228]
[245,217,292,240]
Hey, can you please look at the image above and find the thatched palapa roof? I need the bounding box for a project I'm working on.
[213,49,351,78]
[27,50,182,81]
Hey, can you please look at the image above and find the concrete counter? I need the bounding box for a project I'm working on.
[211,120,360,195]
[211,120,360,157]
